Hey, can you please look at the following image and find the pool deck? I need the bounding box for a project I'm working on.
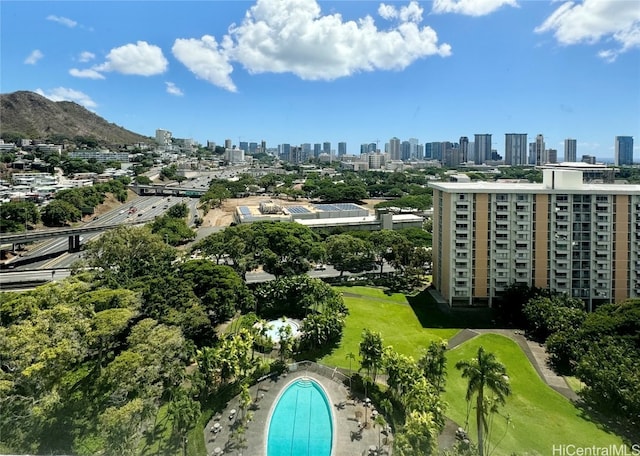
[204,369,392,456]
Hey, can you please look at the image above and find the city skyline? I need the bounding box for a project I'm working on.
[2,0,639,161]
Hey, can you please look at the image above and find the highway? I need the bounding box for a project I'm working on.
[2,195,187,271]
[0,264,374,290]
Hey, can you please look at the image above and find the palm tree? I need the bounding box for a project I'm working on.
[374,414,387,450]
[455,346,511,456]
[346,352,357,389]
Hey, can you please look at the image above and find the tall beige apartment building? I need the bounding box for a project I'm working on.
[429,169,640,310]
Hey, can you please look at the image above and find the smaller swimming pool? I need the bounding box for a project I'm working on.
[263,318,300,343]
[267,378,333,456]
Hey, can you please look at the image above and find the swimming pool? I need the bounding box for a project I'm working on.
[264,318,300,343]
[267,378,333,456]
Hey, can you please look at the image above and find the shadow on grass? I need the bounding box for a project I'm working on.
[573,399,640,445]
[406,288,496,329]
[293,343,338,363]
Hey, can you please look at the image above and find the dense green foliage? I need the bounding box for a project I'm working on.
[545,299,640,424]
[40,199,82,225]
[0,201,39,232]
[515,288,640,432]
[149,203,196,246]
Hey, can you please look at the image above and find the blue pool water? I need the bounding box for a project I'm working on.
[267,378,333,456]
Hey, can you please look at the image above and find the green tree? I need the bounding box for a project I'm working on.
[418,340,448,392]
[167,388,200,456]
[359,329,384,382]
[41,199,82,226]
[251,221,324,278]
[393,410,439,456]
[0,201,39,232]
[149,214,196,245]
[455,347,511,456]
[369,230,403,277]
[522,294,585,342]
[81,226,176,287]
[325,234,375,277]
[191,231,228,264]
[179,260,255,324]
[167,203,189,218]
[346,352,357,389]
[199,184,231,213]
[98,398,148,456]
[134,175,152,185]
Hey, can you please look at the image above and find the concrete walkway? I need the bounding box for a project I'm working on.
[448,328,579,402]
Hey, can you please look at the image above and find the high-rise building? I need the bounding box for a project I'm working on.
[427,142,444,162]
[290,146,302,164]
[564,139,577,162]
[260,140,267,153]
[505,134,528,166]
[424,143,433,160]
[249,142,258,154]
[155,129,172,146]
[416,144,424,160]
[615,136,634,165]
[224,138,232,149]
[338,142,347,156]
[239,141,248,152]
[314,143,322,158]
[547,149,558,164]
[473,134,492,164]
[389,137,401,161]
[401,141,411,161]
[323,142,331,156]
[301,143,312,161]
[534,134,546,165]
[408,138,419,160]
[443,142,461,167]
[459,137,469,163]
[280,143,291,160]
[430,169,640,309]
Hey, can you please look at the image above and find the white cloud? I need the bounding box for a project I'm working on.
[535,0,640,61]
[173,0,449,91]
[69,68,105,79]
[46,15,77,28]
[35,87,97,109]
[399,2,424,22]
[94,41,168,76]
[172,35,236,92]
[24,50,43,65]
[78,51,95,62]
[379,2,423,22]
[172,0,449,91]
[165,82,184,96]
[378,4,398,20]
[432,0,518,16]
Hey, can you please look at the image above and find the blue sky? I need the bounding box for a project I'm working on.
[2,0,639,161]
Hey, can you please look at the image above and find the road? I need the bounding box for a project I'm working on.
[0,263,391,290]
[2,195,180,270]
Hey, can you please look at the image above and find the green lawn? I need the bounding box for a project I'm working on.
[444,334,624,455]
[320,286,459,369]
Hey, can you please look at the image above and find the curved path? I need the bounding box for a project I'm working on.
[447,328,579,402]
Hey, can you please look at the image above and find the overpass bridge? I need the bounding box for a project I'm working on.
[131,184,206,197]
[0,222,140,253]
